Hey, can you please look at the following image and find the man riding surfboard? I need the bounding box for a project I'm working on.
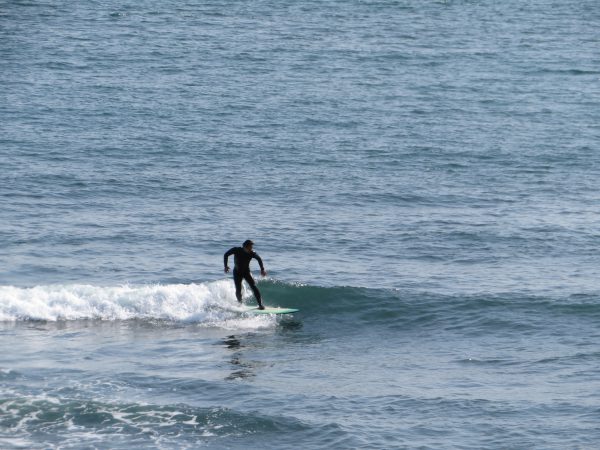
[224,240,267,310]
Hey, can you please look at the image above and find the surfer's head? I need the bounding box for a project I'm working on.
[242,239,254,251]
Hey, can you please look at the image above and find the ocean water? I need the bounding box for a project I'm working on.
[1,0,600,448]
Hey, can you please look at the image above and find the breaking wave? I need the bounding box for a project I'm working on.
[0,280,265,325]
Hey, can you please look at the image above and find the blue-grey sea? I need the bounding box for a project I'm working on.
[2,0,600,448]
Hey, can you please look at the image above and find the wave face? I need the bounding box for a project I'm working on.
[4,280,599,335]
[263,280,600,316]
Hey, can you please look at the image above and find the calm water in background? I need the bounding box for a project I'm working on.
[1,0,600,448]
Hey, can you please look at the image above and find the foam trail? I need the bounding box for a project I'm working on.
[0,280,264,324]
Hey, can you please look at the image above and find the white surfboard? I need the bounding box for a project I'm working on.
[245,306,299,315]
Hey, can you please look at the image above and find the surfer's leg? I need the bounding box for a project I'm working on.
[243,272,264,308]
[233,269,243,303]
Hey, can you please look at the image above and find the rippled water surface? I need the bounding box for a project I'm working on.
[2,0,600,448]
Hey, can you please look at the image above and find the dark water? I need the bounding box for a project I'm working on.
[2,0,600,448]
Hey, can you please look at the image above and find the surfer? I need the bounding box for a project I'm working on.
[224,240,267,310]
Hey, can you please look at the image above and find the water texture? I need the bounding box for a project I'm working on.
[1,0,600,448]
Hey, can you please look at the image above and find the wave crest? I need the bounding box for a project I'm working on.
[0,281,261,323]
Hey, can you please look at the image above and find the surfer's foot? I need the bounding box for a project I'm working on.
[258,304,265,310]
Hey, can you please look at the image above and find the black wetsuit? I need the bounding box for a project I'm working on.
[224,247,264,305]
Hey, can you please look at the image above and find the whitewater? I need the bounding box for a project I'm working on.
[0,282,265,323]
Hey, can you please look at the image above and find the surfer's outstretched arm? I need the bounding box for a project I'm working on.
[253,253,267,276]
[224,247,235,273]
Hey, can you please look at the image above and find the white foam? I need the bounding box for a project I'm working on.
[0,281,274,327]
